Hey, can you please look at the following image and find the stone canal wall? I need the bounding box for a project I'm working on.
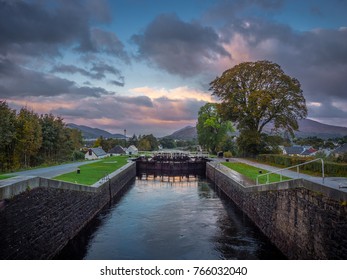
[0,162,136,259]
[206,163,347,259]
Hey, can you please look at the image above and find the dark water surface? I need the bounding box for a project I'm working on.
[57,175,285,260]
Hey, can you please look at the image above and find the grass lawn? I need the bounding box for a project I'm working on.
[222,162,291,184]
[53,156,129,186]
[0,174,15,180]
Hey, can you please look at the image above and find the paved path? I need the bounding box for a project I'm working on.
[221,158,347,192]
[0,161,98,187]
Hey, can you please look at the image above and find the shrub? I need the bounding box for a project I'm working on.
[224,151,233,158]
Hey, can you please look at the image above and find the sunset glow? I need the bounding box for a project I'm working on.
[1,0,346,136]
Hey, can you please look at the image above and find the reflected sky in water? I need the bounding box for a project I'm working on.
[57,176,285,260]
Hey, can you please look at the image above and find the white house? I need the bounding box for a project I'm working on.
[126,145,138,155]
[85,147,108,160]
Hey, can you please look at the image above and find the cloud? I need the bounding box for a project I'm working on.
[210,16,347,123]
[132,13,230,77]
[130,86,214,102]
[0,0,110,57]
[51,62,125,85]
[9,86,209,136]
[79,28,130,63]
[0,57,115,98]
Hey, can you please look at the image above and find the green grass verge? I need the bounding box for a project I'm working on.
[53,156,129,186]
[0,174,15,180]
[222,162,291,184]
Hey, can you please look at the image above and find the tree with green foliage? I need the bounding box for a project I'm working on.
[39,113,75,163]
[210,60,307,156]
[0,101,17,171]
[128,134,139,147]
[159,137,176,149]
[196,103,233,154]
[138,134,158,151]
[15,107,42,168]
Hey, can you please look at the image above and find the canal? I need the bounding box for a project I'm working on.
[56,175,285,260]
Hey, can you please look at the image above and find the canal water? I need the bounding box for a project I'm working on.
[56,175,285,260]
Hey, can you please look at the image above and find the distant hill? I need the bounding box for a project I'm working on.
[264,119,347,139]
[166,119,347,141]
[294,119,347,138]
[68,119,347,141]
[165,126,197,140]
[67,123,126,139]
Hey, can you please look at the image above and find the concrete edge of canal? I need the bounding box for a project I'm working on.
[1,160,346,260]
[206,162,347,259]
[0,162,136,259]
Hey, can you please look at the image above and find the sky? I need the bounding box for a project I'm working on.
[0,0,346,137]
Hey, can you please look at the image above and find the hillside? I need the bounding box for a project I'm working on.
[166,119,347,140]
[67,123,126,139]
[263,119,347,139]
[68,118,347,141]
[165,126,197,140]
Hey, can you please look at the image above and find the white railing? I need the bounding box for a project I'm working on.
[256,158,325,185]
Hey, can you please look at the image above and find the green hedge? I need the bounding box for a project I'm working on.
[257,154,347,177]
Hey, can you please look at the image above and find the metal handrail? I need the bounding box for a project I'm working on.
[256,158,325,185]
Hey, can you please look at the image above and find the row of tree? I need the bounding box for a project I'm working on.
[0,101,83,171]
[93,134,160,152]
[92,133,198,152]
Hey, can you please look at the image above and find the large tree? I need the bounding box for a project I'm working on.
[210,60,307,156]
[196,103,233,154]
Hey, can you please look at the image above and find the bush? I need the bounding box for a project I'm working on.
[224,151,232,158]
[71,150,85,161]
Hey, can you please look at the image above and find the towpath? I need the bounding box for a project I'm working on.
[220,158,347,192]
[0,161,98,187]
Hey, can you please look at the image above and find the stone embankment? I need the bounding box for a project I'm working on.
[0,162,136,259]
[207,163,347,259]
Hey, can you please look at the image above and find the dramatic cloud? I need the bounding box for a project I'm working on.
[0,0,128,100]
[1,0,346,134]
[0,58,115,98]
[51,62,125,86]
[210,16,347,126]
[0,0,111,57]
[10,86,210,136]
[132,13,230,77]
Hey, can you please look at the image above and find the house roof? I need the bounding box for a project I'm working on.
[334,143,347,154]
[127,145,138,151]
[301,148,317,156]
[89,147,107,157]
[284,146,304,155]
[108,145,125,154]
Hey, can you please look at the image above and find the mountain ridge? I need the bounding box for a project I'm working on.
[165,119,347,140]
[67,123,126,139]
[68,119,347,141]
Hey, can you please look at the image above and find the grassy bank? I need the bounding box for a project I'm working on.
[0,174,15,180]
[53,156,129,185]
[222,162,291,184]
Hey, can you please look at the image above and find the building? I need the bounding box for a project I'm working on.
[332,143,347,157]
[108,145,126,155]
[283,146,317,157]
[126,145,138,155]
[85,147,108,160]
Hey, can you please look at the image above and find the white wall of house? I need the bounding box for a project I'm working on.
[126,145,138,155]
[85,151,98,160]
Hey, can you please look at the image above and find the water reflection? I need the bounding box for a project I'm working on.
[56,176,285,260]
